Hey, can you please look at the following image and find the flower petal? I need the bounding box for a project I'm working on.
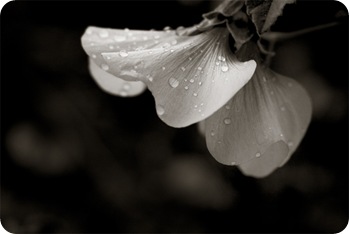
[204,67,312,177]
[89,58,146,97]
[81,26,177,82]
[97,27,256,127]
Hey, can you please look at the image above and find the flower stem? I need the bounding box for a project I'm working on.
[259,21,340,66]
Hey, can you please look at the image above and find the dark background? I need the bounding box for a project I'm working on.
[1,1,348,233]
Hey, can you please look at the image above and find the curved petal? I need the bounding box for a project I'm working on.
[204,66,312,177]
[81,26,177,82]
[97,27,256,127]
[89,58,146,97]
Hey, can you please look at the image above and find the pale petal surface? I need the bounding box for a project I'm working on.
[82,27,256,127]
[204,67,312,177]
[89,59,146,97]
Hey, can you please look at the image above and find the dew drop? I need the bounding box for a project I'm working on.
[114,35,126,42]
[120,91,128,97]
[224,118,231,125]
[216,62,220,66]
[123,83,131,90]
[255,152,261,158]
[218,56,222,61]
[198,82,202,86]
[184,86,189,90]
[156,105,165,116]
[119,51,129,57]
[101,64,109,71]
[194,105,198,108]
[168,78,179,88]
[146,75,153,82]
[193,93,198,97]
[99,30,109,38]
[221,65,229,72]
[189,79,194,83]
[170,49,174,53]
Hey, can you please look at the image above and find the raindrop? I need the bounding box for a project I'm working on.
[169,78,179,88]
[170,49,174,53]
[224,118,231,125]
[146,75,153,82]
[120,91,128,97]
[189,79,194,83]
[193,93,198,97]
[221,57,226,62]
[198,82,202,86]
[198,109,202,113]
[197,67,202,71]
[194,105,198,108]
[123,83,131,90]
[200,103,204,106]
[184,86,189,90]
[255,152,261,158]
[101,64,109,71]
[221,65,229,72]
[218,56,222,61]
[114,35,126,42]
[99,30,109,38]
[119,51,129,57]
[156,105,165,116]
[216,62,220,66]
[162,43,171,48]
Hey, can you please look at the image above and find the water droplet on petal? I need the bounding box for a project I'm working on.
[156,105,165,116]
[224,118,231,125]
[101,64,109,71]
[198,82,202,86]
[216,62,220,66]
[221,66,229,72]
[169,78,179,88]
[147,75,153,82]
[114,35,126,42]
[189,79,194,83]
[181,67,186,71]
[99,30,109,38]
[162,67,166,71]
[255,152,261,158]
[120,91,128,97]
[123,83,131,90]
[119,51,129,57]
[184,86,189,90]
[197,67,202,71]
[231,161,236,166]
[193,93,198,97]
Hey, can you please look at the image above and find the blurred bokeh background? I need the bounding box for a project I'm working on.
[1,1,348,233]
